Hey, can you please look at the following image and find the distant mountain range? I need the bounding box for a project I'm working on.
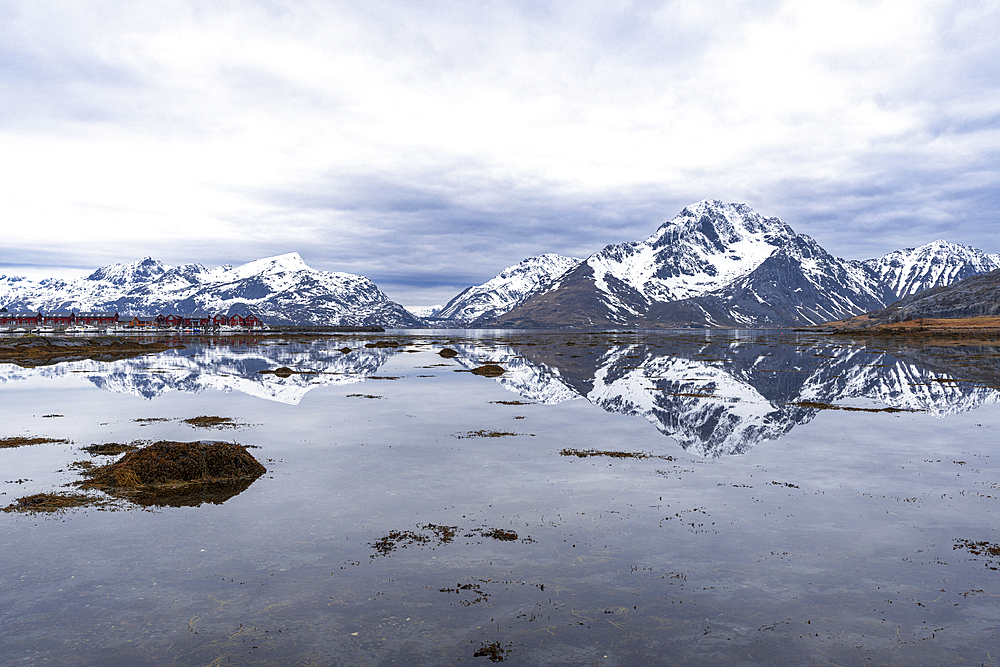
[0,253,420,327]
[3,200,997,327]
[474,200,1000,328]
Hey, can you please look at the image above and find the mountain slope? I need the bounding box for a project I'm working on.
[859,267,1000,324]
[0,253,420,327]
[433,254,580,325]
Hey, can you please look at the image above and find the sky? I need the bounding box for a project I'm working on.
[1,0,998,307]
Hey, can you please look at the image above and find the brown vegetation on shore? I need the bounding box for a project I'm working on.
[821,316,1000,342]
[0,335,184,367]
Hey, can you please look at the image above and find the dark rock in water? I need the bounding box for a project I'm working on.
[182,415,243,428]
[364,340,400,348]
[471,364,506,377]
[81,442,142,456]
[81,440,266,507]
[258,367,294,378]
[438,348,458,358]
[338,347,352,354]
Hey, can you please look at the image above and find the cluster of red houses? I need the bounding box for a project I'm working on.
[0,310,263,329]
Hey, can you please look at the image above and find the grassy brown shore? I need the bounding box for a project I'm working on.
[0,335,185,367]
[817,316,1000,343]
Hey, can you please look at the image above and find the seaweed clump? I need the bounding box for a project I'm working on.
[471,364,506,377]
[260,366,294,378]
[473,641,507,662]
[79,440,266,507]
[369,523,459,557]
[477,528,518,541]
[81,442,142,456]
[182,416,245,429]
[365,341,399,348]
[0,436,70,449]
[790,401,914,413]
[2,492,102,514]
[559,448,652,460]
[457,430,519,439]
[954,538,1000,570]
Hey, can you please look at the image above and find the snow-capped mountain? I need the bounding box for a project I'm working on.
[863,241,1000,298]
[0,253,421,327]
[407,305,444,319]
[486,200,1000,328]
[434,254,581,325]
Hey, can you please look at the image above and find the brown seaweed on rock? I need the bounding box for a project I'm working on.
[79,440,266,507]
[0,435,70,449]
[2,492,104,514]
[470,364,506,377]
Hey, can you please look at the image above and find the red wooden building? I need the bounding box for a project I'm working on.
[180,314,211,327]
[0,311,42,326]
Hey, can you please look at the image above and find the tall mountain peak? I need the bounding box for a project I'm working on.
[86,257,170,285]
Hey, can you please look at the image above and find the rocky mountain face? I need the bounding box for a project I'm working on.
[858,267,1000,324]
[863,240,1000,297]
[478,200,1000,328]
[0,253,421,327]
[431,254,581,325]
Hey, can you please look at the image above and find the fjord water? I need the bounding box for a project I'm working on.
[2,330,1000,665]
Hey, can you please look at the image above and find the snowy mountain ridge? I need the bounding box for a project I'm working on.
[861,240,1000,298]
[0,252,420,327]
[434,253,581,325]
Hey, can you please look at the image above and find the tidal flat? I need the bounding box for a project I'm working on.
[2,329,1000,665]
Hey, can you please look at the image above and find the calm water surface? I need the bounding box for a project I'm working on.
[2,330,1000,666]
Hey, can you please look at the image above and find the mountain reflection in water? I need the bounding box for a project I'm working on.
[2,332,998,455]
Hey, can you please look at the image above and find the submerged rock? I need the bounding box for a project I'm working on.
[471,364,506,377]
[80,440,266,507]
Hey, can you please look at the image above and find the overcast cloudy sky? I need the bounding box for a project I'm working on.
[1,1,998,306]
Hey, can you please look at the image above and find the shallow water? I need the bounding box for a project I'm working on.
[2,329,1000,665]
